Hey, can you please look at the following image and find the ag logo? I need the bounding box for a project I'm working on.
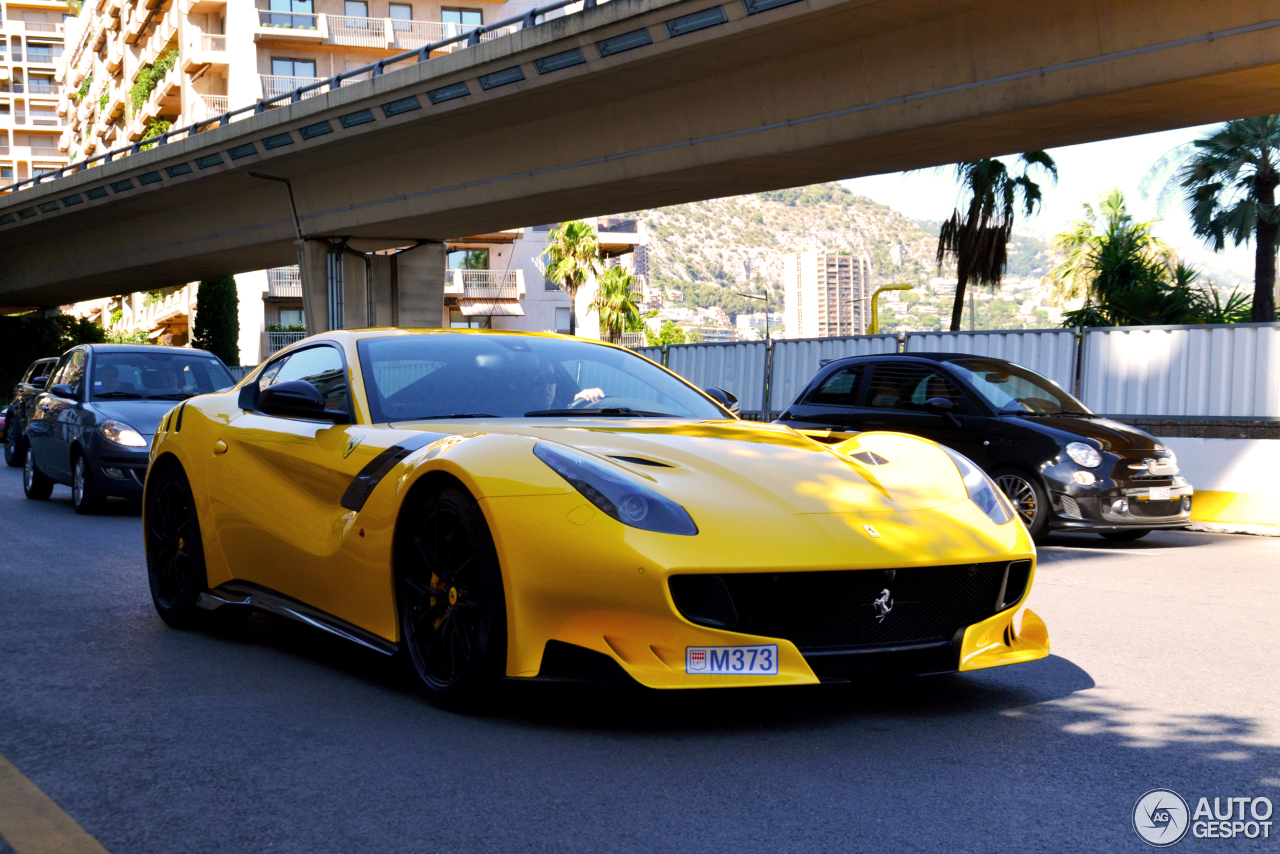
[1133,789,1190,847]
[343,434,365,459]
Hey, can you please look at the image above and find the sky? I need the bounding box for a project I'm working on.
[839,123,1257,287]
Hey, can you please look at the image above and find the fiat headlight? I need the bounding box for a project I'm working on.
[534,443,698,536]
[942,447,1013,525]
[100,420,147,447]
[1065,441,1102,468]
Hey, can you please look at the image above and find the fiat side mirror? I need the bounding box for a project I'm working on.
[259,380,349,423]
[30,376,50,389]
[704,387,740,417]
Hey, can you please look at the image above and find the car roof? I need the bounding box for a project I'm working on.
[833,352,1014,366]
[84,344,219,355]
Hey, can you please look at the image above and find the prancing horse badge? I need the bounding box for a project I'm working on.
[873,589,893,623]
[344,434,365,459]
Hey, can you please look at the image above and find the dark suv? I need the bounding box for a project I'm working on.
[4,356,59,467]
[776,353,1192,542]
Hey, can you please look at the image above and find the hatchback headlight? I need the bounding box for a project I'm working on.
[942,447,1013,525]
[1065,441,1102,468]
[100,420,147,447]
[534,443,698,536]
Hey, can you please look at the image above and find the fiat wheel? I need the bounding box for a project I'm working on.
[398,486,506,711]
[72,454,105,515]
[22,451,53,501]
[994,469,1049,542]
[144,463,208,628]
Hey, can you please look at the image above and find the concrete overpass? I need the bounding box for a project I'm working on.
[4,0,1280,326]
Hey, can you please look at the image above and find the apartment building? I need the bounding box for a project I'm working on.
[782,250,872,339]
[1,0,73,188]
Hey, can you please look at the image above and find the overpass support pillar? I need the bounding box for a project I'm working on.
[389,242,447,328]
[296,239,333,334]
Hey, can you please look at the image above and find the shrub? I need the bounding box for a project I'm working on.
[106,329,152,344]
[0,314,106,394]
[130,50,178,112]
[192,277,240,366]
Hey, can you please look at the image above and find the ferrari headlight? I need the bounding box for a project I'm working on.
[100,420,147,447]
[1065,441,1102,468]
[533,443,698,536]
[942,447,1013,525]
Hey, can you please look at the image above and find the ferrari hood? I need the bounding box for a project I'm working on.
[394,417,969,516]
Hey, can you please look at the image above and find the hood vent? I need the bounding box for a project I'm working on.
[610,455,672,468]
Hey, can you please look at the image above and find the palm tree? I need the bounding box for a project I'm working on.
[1176,116,1280,322]
[935,153,1057,331]
[542,220,602,336]
[590,266,643,344]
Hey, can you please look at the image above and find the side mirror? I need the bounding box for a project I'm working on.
[50,383,77,399]
[30,376,50,389]
[704,387,740,416]
[259,380,349,423]
[925,396,961,428]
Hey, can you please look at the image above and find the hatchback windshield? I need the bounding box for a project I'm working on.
[357,334,726,421]
[948,359,1090,414]
[92,351,234,400]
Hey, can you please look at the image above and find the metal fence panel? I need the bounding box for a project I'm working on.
[665,341,769,414]
[633,346,666,366]
[226,365,255,383]
[905,329,1079,392]
[769,335,899,412]
[1081,322,1280,417]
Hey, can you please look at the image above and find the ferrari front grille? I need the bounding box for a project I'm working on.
[676,563,1012,652]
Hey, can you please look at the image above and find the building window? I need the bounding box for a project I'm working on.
[389,3,412,29]
[268,0,314,28]
[345,0,368,16]
[447,249,488,270]
[442,8,482,31]
[272,58,317,79]
[555,307,571,333]
[279,309,304,327]
[544,265,560,292]
[1,166,13,180]
[449,308,490,329]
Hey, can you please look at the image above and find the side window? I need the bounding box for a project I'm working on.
[63,350,87,395]
[805,365,865,406]
[45,353,74,389]
[261,346,350,415]
[866,363,964,412]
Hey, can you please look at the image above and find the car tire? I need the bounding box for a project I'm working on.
[993,469,1049,543]
[71,453,106,515]
[144,462,209,629]
[397,485,507,711]
[4,426,24,467]
[1100,529,1151,542]
[22,451,53,500]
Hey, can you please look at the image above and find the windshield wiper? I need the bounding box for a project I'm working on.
[147,393,196,400]
[524,407,670,418]
[1009,409,1088,417]
[92,392,148,399]
[414,413,499,420]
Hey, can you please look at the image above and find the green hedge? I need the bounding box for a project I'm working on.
[1,315,106,399]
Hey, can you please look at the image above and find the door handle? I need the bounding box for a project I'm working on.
[213,440,228,455]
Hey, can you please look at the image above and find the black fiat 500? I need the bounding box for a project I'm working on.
[776,353,1192,542]
[23,344,234,513]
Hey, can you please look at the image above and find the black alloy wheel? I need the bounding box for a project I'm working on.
[994,470,1049,542]
[22,451,53,500]
[72,454,105,515]
[4,425,24,467]
[144,463,208,628]
[1100,529,1151,541]
[398,486,506,710]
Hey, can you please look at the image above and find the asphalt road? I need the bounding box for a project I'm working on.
[1,467,1278,853]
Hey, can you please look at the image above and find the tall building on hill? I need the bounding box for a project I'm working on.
[782,251,872,339]
[2,0,75,189]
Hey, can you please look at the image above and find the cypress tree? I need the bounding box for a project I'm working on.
[193,276,240,366]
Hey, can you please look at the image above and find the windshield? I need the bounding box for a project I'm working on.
[357,334,726,422]
[948,359,1090,414]
[91,351,234,400]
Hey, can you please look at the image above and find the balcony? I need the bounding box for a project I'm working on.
[268,330,306,354]
[260,75,323,100]
[267,267,302,298]
[389,20,506,51]
[20,21,64,34]
[27,80,57,95]
[183,31,228,72]
[255,10,326,44]
[198,93,229,118]
[444,269,525,300]
[326,15,388,49]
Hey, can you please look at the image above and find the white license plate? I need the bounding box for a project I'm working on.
[1145,486,1172,500]
[686,645,778,675]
